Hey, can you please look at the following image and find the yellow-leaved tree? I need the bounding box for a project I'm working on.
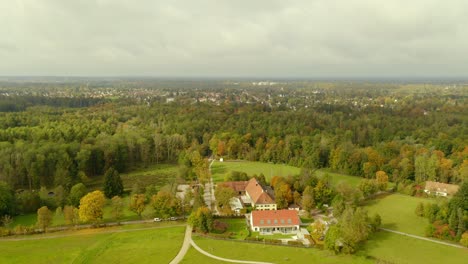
[79,190,106,224]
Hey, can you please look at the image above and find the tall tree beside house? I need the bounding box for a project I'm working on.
[78,191,106,224]
[188,206,213,233]
[36,206,53,232]
[214,185,236,214]
[103,167,124,198]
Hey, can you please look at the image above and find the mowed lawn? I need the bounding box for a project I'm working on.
[364,193,433,236]
[212,161,363,187]
[0,225,185,264]
[191,236,373,264]
[211,161,301,182]
[362,231,467,264]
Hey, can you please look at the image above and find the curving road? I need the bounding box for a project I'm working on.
[169,226,193,264]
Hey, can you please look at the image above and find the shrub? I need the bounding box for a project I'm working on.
[212,220,228,233]
[460,232,468,247]
[287,240,303,246]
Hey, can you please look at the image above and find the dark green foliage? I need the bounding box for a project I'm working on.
[325,207,377,254]
[69,183,87,207]
[0,181,15,217]
[188,207,213,233]
[103,167,123,198]
[415,202,425,217]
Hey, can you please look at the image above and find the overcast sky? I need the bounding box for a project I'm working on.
[1,0,467,78]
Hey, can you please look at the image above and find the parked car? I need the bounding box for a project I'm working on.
[170,217,177,221]
[153,218,161,222]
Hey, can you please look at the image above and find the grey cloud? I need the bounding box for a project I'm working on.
[0,0,467,77]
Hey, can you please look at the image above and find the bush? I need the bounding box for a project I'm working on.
[415,202,424,217]
[245,236,263,242]
[460,232,468,247]
[287,240,303,246]
[212,220,228,233]
[264,238,282,244]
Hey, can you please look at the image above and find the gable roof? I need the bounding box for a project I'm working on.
[245,178,275,204]
[251,210,300,227]
[221,181,248,193]
[425,181,459,195]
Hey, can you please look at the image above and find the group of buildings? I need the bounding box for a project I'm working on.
[220,178,300,234]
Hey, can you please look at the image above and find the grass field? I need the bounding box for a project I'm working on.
[213,218,249,240]
[364,193,435,236]
[85,163,180,191]
[211,161,363,187]
[191,235,373,264]
[362,231,467,264]
[181,247,221,263]
[0,225,185,264]
[211,161,301,182]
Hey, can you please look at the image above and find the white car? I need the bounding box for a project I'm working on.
[153,218,161,222]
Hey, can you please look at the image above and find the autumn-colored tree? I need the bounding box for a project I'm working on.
[111,196,124,222]
[214,185,236,214]
[151,190,177,218]
[63,205,79,225]
[375,170,389,190]
[79,191,106,224]
[275,183,292,209]
[36,206,53,232]
[188,206,213,233]
[130,194,146,218]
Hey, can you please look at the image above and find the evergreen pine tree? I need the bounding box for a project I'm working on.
[103,167,123,198]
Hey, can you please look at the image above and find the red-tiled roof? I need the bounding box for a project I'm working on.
[221,181,248,193]
[245,178,275,204]
[251,210,300,227]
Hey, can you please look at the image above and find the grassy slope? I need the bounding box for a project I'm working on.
[364,193,434,236]
[191,236,373,264]
[212,161,362,187]
[181,247,221,264]
[0,225,185,264]
[362,231,467,264]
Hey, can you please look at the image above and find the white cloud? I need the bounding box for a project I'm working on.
[1,0,467,77]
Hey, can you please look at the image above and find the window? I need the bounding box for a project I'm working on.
[274,219,278,224]
[287,219,292,224]
[260,220,264,224]
[267,220,271,224]
[281,219,285,224]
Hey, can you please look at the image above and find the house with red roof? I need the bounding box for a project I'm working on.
[244,178,277,210]
[248,209,300,234]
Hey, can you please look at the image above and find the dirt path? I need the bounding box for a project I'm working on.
[0,224,186,242]
[380,228,465,249]
[169,225,193,264]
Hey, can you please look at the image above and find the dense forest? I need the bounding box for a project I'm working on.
[0,79,466,192]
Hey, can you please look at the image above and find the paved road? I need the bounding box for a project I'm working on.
[169,226,193,264]
[0,224,186,242]
[380,228,465,249]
